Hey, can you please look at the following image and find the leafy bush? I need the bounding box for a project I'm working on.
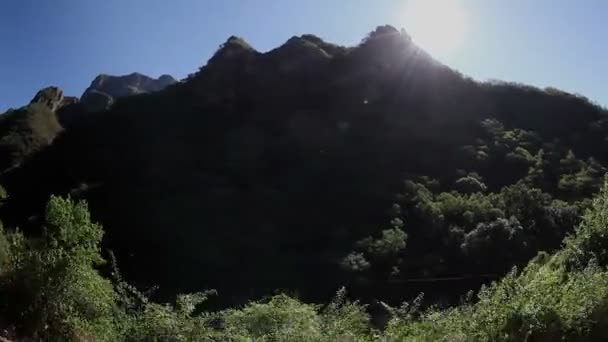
[0,196,379,341]
[0,224,11,274]
[384,179,608,341]
[0,184,608,340]
[0,196,121,340]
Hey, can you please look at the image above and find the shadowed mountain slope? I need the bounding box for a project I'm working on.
[0,25,606,307]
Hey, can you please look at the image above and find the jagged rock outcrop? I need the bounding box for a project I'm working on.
[60,96,79,107]
[80,72,177,111]
[30,87,64,112]
[29,87,80,115]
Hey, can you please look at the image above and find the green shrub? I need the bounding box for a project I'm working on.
[3,182,608,340]
[0,224,11,274]
[0,196,122,341]
[222,294,322,340]
[384,179,608,341]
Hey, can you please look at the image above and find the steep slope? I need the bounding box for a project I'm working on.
[0,26,606,307]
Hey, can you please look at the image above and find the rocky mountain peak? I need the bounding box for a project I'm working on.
[158,74,177,85]
[207,36,259,66]
[80,73,176,112]
[29,86,64,112]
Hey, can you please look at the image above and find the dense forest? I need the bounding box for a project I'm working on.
[1,26,608,340]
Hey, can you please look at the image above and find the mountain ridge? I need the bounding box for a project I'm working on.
[0,25,606,309]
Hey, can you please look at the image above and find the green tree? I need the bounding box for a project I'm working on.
[0,196,121,340]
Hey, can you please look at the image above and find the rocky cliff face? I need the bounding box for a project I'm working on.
[80,72,177,111]
[29,86,77,112]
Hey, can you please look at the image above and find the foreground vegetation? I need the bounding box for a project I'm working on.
[2,181,608,340]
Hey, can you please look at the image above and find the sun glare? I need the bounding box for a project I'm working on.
[403,0,468,57]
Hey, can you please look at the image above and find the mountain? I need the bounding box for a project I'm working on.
[0,86,72,171]
[0,25,606,310]
[0,72,176,173]
[80,72,177,111]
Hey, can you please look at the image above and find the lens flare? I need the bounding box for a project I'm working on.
[403,0,469,57]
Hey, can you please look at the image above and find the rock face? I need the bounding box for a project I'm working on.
[80,89,114,113]
[80,72,177,111]
[30,86,65,112]
[60,96,79,107]
[30,87,80,113]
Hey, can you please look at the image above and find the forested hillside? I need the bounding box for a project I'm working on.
[0,25,607,340]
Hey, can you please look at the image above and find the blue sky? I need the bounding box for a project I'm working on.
[1,0,606,111]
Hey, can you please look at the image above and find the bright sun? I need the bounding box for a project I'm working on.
[403,0,468,56]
